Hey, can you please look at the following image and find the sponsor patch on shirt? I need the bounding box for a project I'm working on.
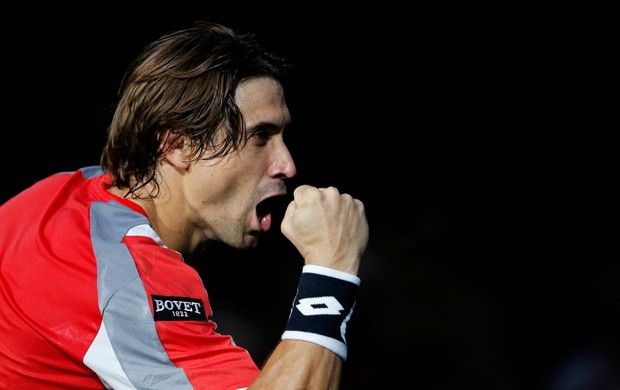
[152,295,207,321]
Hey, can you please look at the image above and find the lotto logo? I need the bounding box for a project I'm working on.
[296,296,344,316]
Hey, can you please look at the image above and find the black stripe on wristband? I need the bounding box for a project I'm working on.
[282,265,360,361]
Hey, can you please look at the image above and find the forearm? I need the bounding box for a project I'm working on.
[249,340,342,389]
[250,185,367,389]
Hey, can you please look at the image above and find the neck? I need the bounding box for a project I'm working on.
[107,185,191,254]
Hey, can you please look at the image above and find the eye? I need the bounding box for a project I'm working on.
[246,123,285,147]
[250,129,269,144]
[248,124,279,146]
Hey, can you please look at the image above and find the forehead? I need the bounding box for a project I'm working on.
[235,77,290,129]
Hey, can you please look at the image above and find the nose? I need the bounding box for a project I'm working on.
[269,140,297,179]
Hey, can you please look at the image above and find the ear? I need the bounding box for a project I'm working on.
[159,130,192,170]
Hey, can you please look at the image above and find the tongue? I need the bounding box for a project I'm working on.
[260,213,272,231]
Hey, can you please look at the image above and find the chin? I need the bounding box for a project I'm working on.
[226,234,259,250]
[245,238,259,249]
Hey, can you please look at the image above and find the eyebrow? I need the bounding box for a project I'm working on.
[246,120,288,134]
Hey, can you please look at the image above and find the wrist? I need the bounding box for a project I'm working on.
[301,264,360,284]
[303,259,360,277]
[282,264,361,361]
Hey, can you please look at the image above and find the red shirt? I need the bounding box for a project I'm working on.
[0,167,259,389]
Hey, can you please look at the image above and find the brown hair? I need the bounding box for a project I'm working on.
[100,21,291,196]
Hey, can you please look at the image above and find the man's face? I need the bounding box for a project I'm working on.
[183,77,297,250]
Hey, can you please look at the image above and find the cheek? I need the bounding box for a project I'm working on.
[188,151,264,208]
[190,168,245,209]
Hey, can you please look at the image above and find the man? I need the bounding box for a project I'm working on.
[0,21,368,389]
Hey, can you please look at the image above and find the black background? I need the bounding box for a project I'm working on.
[2,2,619,389]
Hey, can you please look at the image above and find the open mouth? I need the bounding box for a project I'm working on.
[256,194,287,232]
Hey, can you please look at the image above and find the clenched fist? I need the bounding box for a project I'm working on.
[281,185,369,276]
